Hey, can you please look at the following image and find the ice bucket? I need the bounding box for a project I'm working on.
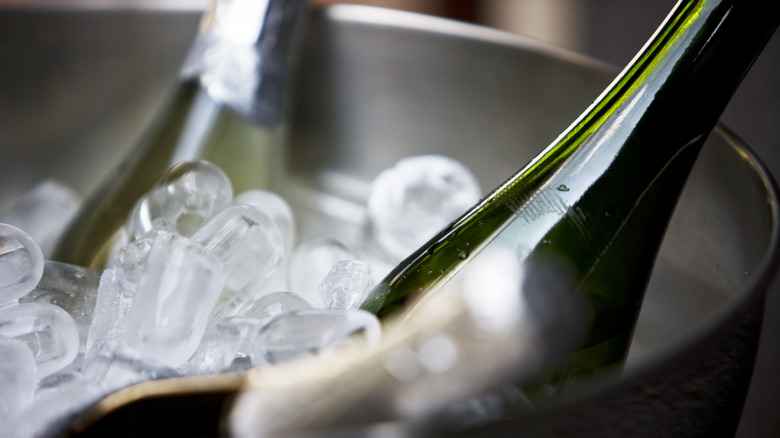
[0,4,777,437]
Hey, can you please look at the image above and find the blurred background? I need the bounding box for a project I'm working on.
[0,0,777,436]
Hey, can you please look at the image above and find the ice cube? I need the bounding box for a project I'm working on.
[85,268,137,364]
[287,236,355,304]
[0,223,44,306]
[193,205,284,317]
[37,351,85,392]
[124,231,228,368]
[0,302,79,379]
[252,308,381,364]
[20,261,100,352]
[82,347,180,394]
[13,377,101,438]
[107,234,155,283]
[0,336,36,428]
[125,197,177,242]
[316,260,373,309]
[235,291,311,324]
[231,190,296,299]
[367,155,481,259]
[0,180,82,257]
[181,316,262,375]
[127,160,233,239]
[233,189,296,255]
[254,265,289,302]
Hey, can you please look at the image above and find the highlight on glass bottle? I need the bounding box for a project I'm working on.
[51,0,308,269]
[360,0,780,397]
[13,0,774,435]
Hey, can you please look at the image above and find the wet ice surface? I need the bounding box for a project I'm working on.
[0,336,36,428]
[233,189,295,256]
[253,308,381,364]
[316,259,373,310]
[367,154,481,261]
[236,291,312,324]
[85,268,136,366]
[126,160,233,241]
[287,235,356,305]
[0,222,45,305]
[21,261,101,351]
[0,302,80,379]
[125,230,229,368]
[193,204,284,317]
[0,155,489,434]
[181,316,263,375]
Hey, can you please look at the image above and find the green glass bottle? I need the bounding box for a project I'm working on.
[361,0,780,397]
[52,0,307,268]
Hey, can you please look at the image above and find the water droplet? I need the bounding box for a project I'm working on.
[557,184,570,192]
[457,249,469,260]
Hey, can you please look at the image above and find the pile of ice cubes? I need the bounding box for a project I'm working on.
[0,154,481,435]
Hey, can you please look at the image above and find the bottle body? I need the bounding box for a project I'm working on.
[361,0,780,396]
[52,0,306,268]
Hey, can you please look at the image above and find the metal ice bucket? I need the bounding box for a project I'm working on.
[0,4,777,437]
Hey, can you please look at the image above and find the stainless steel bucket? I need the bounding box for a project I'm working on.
[0,4,777,437]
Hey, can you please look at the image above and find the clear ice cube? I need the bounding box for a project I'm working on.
[233,189,296,255]
[0,180,82,257]
[36,351,85,392]
[235,291,311,324]
[82,346,180,394]
[367,154,481,259]
[124,231,228,368]
[0,302,79,379]
[85,268,137,364]
[0,223,44,306]
[20,261,100,353]
[181,316,262,375]
[107,234,155,284]
[316,259,373,309]
[0,336,36,427]
[125,197,176,242]
[231,190,296,299]
[287,236,355,304]
[13,377,101,438]
[127,160,233,239]
[252,308,381,364]
[193,205,284,317]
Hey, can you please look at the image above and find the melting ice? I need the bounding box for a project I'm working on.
[0,154,483,435]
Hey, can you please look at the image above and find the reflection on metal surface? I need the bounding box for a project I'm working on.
[0,3,778,436]
[229,250,564,437]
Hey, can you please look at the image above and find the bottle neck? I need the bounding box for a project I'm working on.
[496,0,779,202]
[181,0,308,127]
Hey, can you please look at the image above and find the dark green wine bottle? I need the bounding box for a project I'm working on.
[52,0,307,268]
[361,0,780,396]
